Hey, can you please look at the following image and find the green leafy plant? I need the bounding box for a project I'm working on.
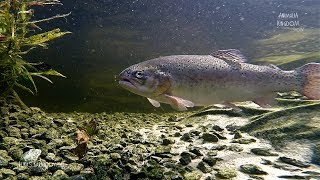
[0,0,71,108]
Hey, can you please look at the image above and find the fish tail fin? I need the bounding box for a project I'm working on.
[297,63,320,99]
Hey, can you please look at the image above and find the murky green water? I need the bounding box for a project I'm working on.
[21,0,320,113]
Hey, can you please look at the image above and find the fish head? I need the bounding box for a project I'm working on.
[118,65,170,97]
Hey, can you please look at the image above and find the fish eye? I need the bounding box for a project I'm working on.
[134,71,144,79]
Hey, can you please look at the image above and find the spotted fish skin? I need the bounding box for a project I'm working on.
[119,51,320,111]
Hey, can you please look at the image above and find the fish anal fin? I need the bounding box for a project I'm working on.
[211,49,247,63]
[164,94,194,111]
[253,95,277,108]
[147,98,161,107]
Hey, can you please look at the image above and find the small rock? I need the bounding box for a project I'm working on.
[80,167,95,178]
[189,148,203,156]
[2,137,19,148]
[7,127,21,138]
[216,168,237,179]
[17,173,29,180]
[211,145,227,151]
[1,168,16,176]
[226,124,241,132]
[179,152,192,165]
[206,151,218,157]
[162,138,175,145]
[155,146,171,156]
[212,125,224,132]
[261,159,273,165]
[185,123,193,127]
[197,161,211,173]
[168,116,179,122]
[8,146,24,160]
[180,133,192,142]
[13,163,28,173]
[52,169,69,180]
[251,148,278,156]
[45,153,61,162]
[29,159,48,175]
[184,171,202,180]
[212,132,227,140]
[278,175,308,179]
[240,164,268,175]
[0,154,10,168]
[203,157,217,166]
[227,145,243,152]
[231,138,256,144]
[233,130,242,139]
[202,133,219,142]
[190,130,201,136]
[21,149,41,163]
[174,132,181,137]
[65,163,84,175]
[279,157,310,168]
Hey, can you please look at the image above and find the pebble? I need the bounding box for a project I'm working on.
[197,161,211,173]
[202,133,219,142]
[52,169,69,179]
[203,157,217,166]
[216,168,237,179]
[180,133,192,142]
[29,159,48,175]
[179,152,192,165]
[240,164,268,175]
[21,149,41,163]
[65,163,84,175]
[279,157,310,168]
[251,148,278,156]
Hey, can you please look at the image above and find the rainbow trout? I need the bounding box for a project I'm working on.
[119,49,320,111]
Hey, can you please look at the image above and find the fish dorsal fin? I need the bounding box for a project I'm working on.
[211,49,247,63]
[147,98,161,107]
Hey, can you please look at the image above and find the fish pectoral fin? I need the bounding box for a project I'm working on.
[253,95,277,108]
[147,98,161,107]
[164,94,194,111]
[211,49,247,68]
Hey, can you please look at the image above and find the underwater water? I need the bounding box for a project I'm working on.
[1,0,320,179]
[20,0,320,113]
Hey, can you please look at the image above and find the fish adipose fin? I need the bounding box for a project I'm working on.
[147,98,161,107]
[211,49,247,63]
[164,94,194,111]
[253,94,277,108]
[297,63,320,99]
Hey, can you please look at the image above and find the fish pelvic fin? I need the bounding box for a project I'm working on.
[147,98,161,107]
[297,63,320,99]
[164,94,194,111]
[211,49,247,63]
[253,94,277,108]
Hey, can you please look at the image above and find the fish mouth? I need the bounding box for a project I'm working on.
[119,78,137,89]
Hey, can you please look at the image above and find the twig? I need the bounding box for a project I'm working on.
[20,12,71,25]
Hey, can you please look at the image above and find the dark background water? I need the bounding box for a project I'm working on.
[21,0,320,112]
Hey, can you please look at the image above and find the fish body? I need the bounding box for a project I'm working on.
[119,49,320,111]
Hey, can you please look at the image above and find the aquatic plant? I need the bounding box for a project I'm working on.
[0,0,70,108]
